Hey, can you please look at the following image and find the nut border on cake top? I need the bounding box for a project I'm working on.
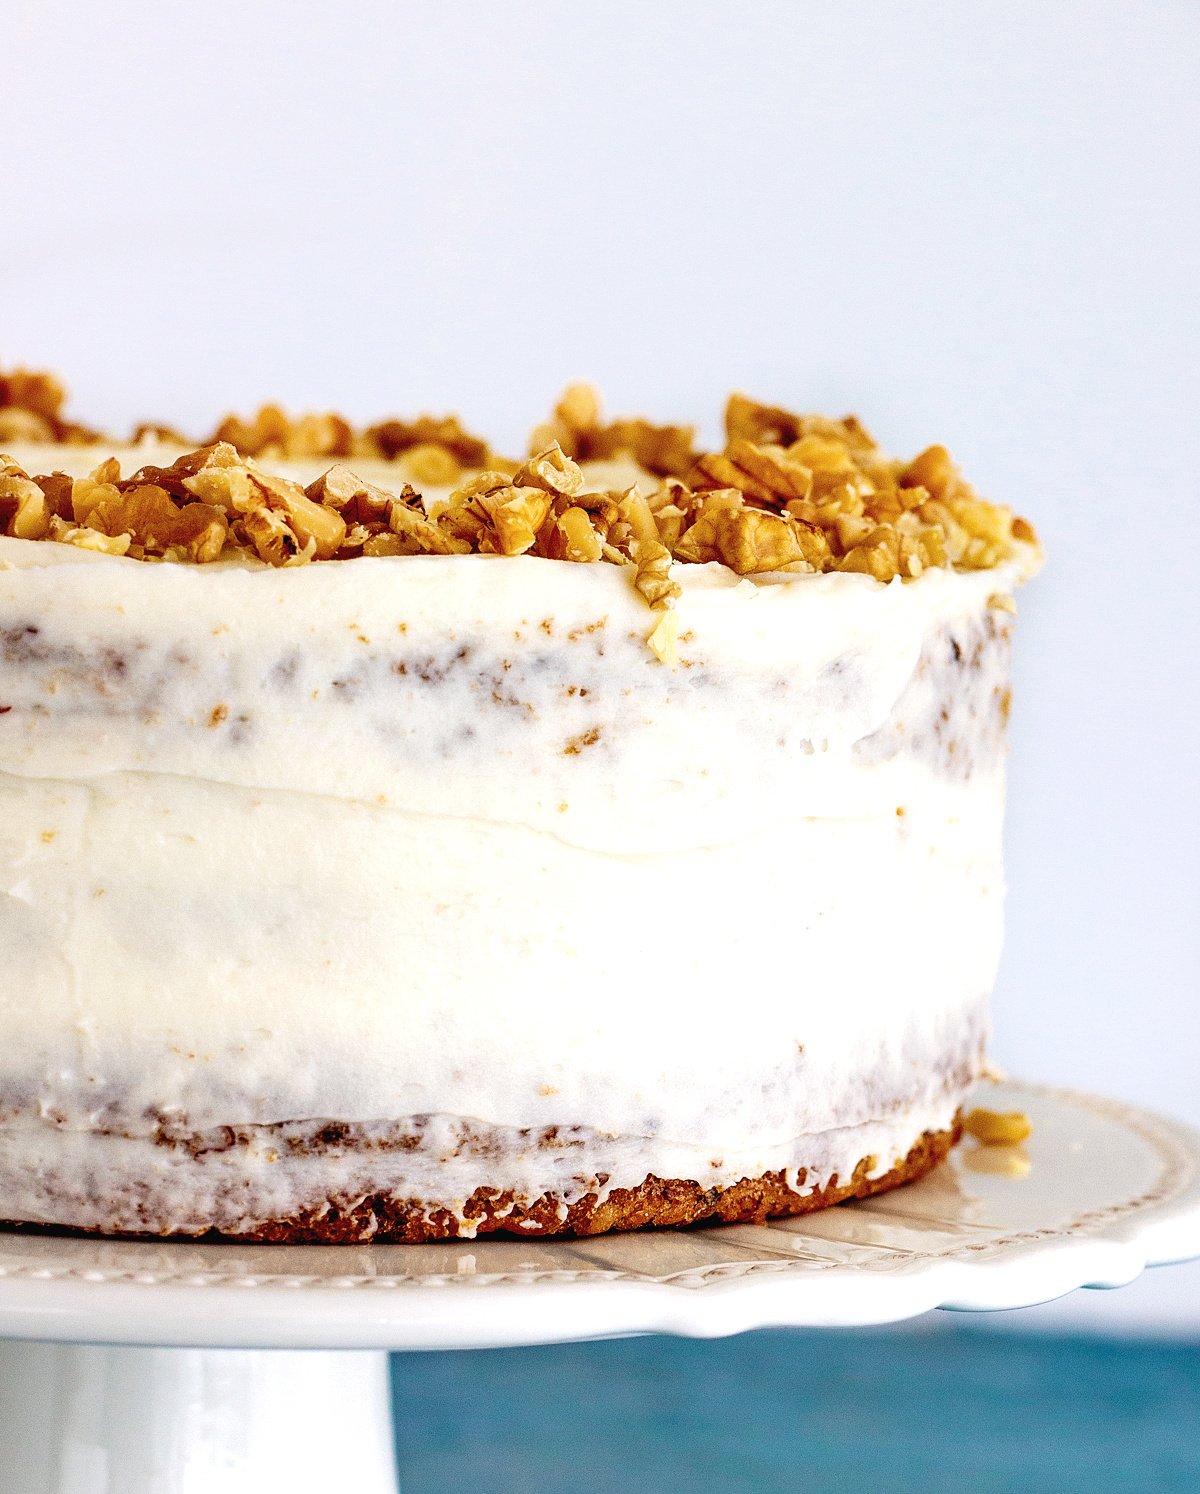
[0,367,1039,661]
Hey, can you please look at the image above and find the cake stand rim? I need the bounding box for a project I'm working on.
[0,1080,1195,1351]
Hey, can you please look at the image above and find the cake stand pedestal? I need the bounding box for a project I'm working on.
[0,1081,1197,1494]
[0,1345,397,1494]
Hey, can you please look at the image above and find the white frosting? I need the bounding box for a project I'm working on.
[0,444,1033,1230]
[0,536,1020,845]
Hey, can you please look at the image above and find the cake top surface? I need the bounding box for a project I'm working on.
[0,367,1039,657]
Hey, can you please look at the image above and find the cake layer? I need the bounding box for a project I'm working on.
[0,1110,961,1242]
[0,531,1020,843]
[0,767,994,1134]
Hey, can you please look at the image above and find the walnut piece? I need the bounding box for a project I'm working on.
[532,383,698,478]
[963,1108,1033,1146]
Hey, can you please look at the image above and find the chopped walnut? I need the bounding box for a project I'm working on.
[963,1108,1033,1146]
[84,482,228,563]
[0,367,99,444]
[363,414,490,468]
[533,384,697,477]
[513,443,584,498]
[403,443,462,487]
[0,471,52,540]
[544,505,604,563]
[646,606,681,665]
[631,537,679,609]
[554,382,601,432]
[0,408,56,444]
[0,369,66,422]
[47,516,132,555]
[675,500,828,574]
[305,463,394,530]
[475,484,553,556]
[387,493,472,556]
[210,405,355,462]
[241,504,316,566]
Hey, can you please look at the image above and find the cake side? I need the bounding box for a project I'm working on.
[0,546,1010,1237]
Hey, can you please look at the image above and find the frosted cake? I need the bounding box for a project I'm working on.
[0,372,1040,1241]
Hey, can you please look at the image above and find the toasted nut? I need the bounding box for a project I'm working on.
[631,536,680,609]
[0,474,52,539]
[572,415,697,477]
[0,408,55,443]
[725,393,803,447]
[32,472,73,521]
[388,497,472,555]
[512,444,584,498]
[364,413,490,467]
[646,606,680,665]
[832,512,875,553]
[83,481,229,563]
[615,486,661,547]
[47,516,132,555]
[690,451,775,505]
[474,485,552,555]
[963,1108,1032,1146]
[252,472,346,559]
[916,524,948,569]
[307,465,395,529]
[361,532,412,557]
[239,504,313,566]
[838,525,903,581]
[1,368,67,421]
[677,505,828,574]
[284,412,353,460]
[403,443,461,487]
[555,382,601,432]
[900,444,956,499]
[727,438,813,500]
[555,506,604,563]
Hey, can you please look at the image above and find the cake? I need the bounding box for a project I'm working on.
[0,372,1040,1242]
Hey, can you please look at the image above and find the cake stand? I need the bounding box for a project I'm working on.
[0,1080,1197,1493]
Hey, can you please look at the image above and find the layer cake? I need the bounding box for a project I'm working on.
[0,375,1039,1240]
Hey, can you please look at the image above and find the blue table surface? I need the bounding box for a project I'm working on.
[390,1322,1200,1493]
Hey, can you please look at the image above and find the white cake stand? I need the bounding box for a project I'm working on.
[0,1080,1197,1494]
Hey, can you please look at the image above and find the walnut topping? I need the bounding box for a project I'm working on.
[532,383,698,478]
[1,371,1040,657]
[548,505,604,563]
[85,482,229,563]
[213,405,353,462]
[674,501,829,575]
[646,606,681,665]
[0,367,101,445]
[47,518,132,555]
[402,443,462,486]
[363,414,490,468]
[0,469,52,540]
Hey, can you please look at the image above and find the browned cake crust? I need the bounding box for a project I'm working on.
[1,1120,959,1246]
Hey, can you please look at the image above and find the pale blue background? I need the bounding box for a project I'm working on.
[5,0,1198,1336]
